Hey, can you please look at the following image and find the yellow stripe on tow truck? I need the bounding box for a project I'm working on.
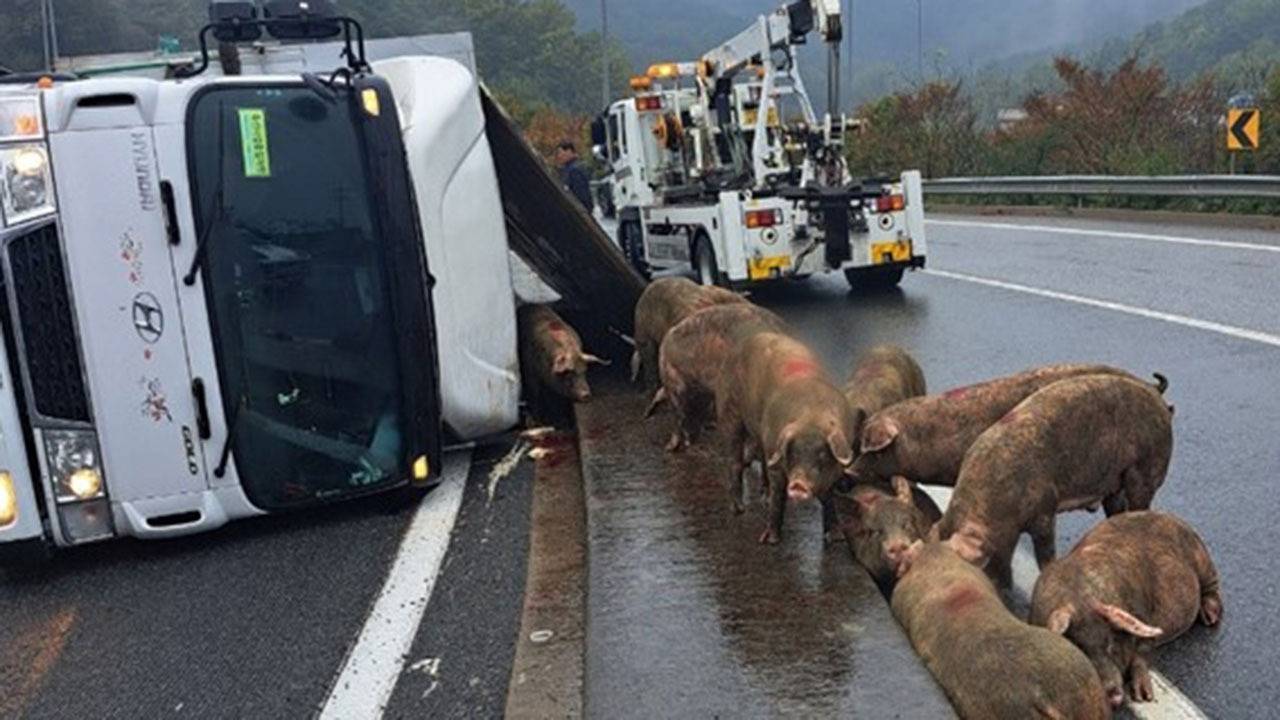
[748,256,791,280]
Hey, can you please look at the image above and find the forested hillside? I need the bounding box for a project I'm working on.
[0,0,627,114]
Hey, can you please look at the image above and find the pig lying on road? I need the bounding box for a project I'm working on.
[892,541,1109,720]
[936,375,1175,587]
[1031,511,1223,709]
[632,277,744,388]
[842,344,927,438]
[518,305,608,422]
[851,363,1168,487]
[832,476,940,587]
[717,332,858,544]
[647,303,786,451]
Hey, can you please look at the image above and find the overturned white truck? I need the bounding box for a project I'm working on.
[0,4,637,562]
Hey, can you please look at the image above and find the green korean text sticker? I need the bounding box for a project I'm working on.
[237,108,271,178]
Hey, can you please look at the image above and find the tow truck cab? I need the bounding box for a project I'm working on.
[0,56,446,556]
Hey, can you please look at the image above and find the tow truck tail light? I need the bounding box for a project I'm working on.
[875,195,906,213]
[636,96,663,112]
[745,209,782,229]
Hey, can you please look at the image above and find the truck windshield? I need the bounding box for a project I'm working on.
[188,85,406,509]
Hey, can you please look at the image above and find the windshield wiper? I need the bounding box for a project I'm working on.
[213,394,243,479]
[183,185,226,286]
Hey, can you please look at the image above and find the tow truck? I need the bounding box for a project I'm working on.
[593,0,927,289]
[0,1,637,563]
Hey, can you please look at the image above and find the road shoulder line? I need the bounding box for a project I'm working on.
[317,449,471,720]
[928,218,1280,253]
[924,268,1280,348]
[504,429,588,719]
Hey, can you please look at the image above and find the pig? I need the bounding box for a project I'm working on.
[646,303,786,451]
[935,374,1175,588]
[716,331,858,544]
[891,540,1110,720]
[1030,511,1223,709]
[831,475,941,587]
[631,277,745,388]
[843,344,927,443]
[850,363,1169,487]
[517,305,609,422]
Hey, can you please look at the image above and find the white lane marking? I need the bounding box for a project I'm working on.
[319,450,471,720]
[923,268,1280,348]
[928,218,1280,254]
[918,487,1208,720]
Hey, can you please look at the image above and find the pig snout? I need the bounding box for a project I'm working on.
[884,538,911,569]
[787,479,815,502]
[1105,686,1125,708]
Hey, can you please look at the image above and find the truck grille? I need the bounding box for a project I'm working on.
[4,224,91,422]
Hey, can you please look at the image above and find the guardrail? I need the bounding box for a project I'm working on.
[923,175,1280,199]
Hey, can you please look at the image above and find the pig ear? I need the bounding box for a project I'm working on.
[552,353,573,374]
[1090,600,1164,639]
[860,418,899,454]
[1047,605,1074,635]
[766,422,800,469]
[947,530,988,569]
[581,352,612,367]
[891,476,914,505]
[826,426,855,468]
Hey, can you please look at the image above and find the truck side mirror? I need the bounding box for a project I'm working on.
[590,116,607,147]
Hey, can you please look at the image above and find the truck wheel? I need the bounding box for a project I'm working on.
[845,266,905,291]
[619,221,650,279]
[693,236,723,287]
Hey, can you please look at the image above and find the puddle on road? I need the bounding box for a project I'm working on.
[580,384,906,718]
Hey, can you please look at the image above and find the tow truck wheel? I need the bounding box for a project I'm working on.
[845,266,905,291]
[619,221,650,279]
[693,236,724,287]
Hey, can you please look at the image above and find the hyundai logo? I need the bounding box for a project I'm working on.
[132,292,164,344]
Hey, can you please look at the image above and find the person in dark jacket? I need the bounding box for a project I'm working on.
[555,140,595,213]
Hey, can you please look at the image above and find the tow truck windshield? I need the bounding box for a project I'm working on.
[188,84,406,509]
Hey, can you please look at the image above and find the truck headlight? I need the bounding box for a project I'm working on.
[0,471,17,528]
[1,143,56,225]
[42,429,107,503]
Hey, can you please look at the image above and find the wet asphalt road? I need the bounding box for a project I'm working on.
[0,211,1275,718]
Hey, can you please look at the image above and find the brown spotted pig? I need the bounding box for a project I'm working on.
[1031,511,1222,709]
[646,303,786,451]
[936,375,1175,588]
[891,541,1110,720]
[517,305,608,422]
[632,277,744,388]
[716,332,858,545]
[832,476,940,587]
[843,345,927,441]
[850,363,1169,487]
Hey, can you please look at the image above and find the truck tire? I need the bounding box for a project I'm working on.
[845,266,905,291]
[619,220,650,279]
[693,235,724,287]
